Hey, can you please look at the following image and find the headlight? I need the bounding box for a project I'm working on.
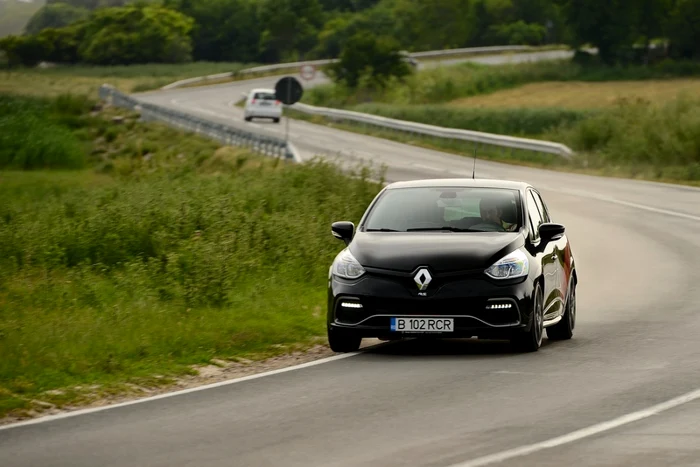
[485,249,529,279]
[331,249,366,279]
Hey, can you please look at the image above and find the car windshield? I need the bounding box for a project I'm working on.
[253,92,276,100]
[363,187,521,233]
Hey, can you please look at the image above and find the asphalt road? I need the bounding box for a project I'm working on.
[3,50,700,467]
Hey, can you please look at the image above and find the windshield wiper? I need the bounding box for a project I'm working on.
[365,228,401,232]
[406,227,475,232]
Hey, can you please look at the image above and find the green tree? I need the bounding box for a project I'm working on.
[667,0,700,60]
[312,3,396,58]
[25,2,89,35]
[0,34,52,67]
[556,0,642,64]
[329,32,411,88]
[164,0,260,62]
[37,25,83,63]
[46,0,127,10]
[319,0,380,11]
[78,3,195,65]
[257,0,324,62]
[486,20,547,45]
[391,0,473,51]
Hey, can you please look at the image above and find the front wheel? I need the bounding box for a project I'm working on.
[547,280,576,340]
[511,283,544,352]
[328,326,362,353]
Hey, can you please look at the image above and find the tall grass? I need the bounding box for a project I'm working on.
[306,59,700,107]
[0,158,382,406]
[0,93,90,169]
[550,94,700,180]
[0,96,385,417]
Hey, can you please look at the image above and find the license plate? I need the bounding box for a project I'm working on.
[390,317,454,333]
[259,101,271,106]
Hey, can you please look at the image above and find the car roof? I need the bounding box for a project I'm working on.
[250,88,275,94]
[384,178,532,191]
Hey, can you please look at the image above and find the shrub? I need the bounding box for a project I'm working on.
[553,94,700,177]
[0,93,86,169]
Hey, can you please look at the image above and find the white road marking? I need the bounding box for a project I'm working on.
[0,351,368,431]
[412,163,446,173]
[540,186,700,223]
[446,387,700,467]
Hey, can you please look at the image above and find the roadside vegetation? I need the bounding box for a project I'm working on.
[0,62,256,97]
[0,92,384,420]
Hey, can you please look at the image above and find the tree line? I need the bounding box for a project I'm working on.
[1,0,698,68]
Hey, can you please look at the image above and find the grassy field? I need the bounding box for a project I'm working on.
[0,93,384,420]
[0,62,256,97]
[447,79,700,109]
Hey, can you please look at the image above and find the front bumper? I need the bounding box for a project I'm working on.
[327,270,535,339]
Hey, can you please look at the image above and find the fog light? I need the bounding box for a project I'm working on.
[486,303,512,310]
[340,302,363,309]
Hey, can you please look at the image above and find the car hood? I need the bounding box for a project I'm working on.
[350,231,524,273]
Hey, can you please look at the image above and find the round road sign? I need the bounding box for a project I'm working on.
[300,64,316,81]
[274,76,304,105]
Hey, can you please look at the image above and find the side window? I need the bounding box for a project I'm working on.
[532,190,550,223]
[526,190,544,240]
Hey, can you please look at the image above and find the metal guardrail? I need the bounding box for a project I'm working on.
[150,43,577,161]
[161,45,552,90]
[99,84,301,162]
[284,101,574,159]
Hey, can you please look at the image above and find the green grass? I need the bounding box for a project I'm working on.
[0,93,385,420]
[0,93,91,169]
[0,61,256,97]
[547,94,700,179]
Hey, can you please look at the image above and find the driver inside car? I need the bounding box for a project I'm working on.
[479,197,517,231]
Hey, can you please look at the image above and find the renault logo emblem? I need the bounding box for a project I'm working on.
[414,268,432,291]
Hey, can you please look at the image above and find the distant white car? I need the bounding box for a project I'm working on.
[243,88,282,123]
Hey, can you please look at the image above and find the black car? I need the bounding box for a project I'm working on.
[326,178,578,353]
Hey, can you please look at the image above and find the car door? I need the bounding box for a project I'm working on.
[525,189,560,321]
[532,189,568,313]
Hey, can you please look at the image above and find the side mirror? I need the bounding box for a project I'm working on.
[331,221,355,245]
[539,222,565,241]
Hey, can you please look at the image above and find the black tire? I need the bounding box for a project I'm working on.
[328,326,362,353]
[547,280,576,340]
[511,283,544,352]
[244,116,252,122]
[273,118,280,123]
